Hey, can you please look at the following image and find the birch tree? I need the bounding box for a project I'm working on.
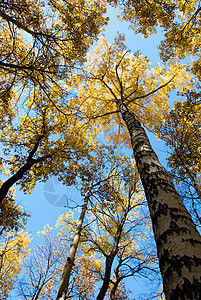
[71,37,201,299]
[56,148,129,299]
[55,150,155,299]
[56,192,90,300]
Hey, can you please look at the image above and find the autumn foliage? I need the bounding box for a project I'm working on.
[0,0,201,299]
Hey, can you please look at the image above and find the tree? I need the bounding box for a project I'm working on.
[0,194,28,235]
[56,148,132,299]
[0,230,30,299]
[79,157,158,300]
[56,192,90,300]
[0,0,108,207]
[17,221,99,299]
[17,228,67,300]
[0,85,100,204]
[158,90,201,228]
[70,37,201,299]
[0,0,109,206]
[0,0,108,100]
[54,149,158,299]
[107,0,201,78]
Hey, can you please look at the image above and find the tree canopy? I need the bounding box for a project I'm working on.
[1,0,201,299]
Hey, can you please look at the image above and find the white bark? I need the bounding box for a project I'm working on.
[56,193,90,300]
[120,104,201,300]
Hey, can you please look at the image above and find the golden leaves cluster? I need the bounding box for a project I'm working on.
[71,36,192,148]
[108,0,201,79]
[159,91,201,192]
[0,230,30,299]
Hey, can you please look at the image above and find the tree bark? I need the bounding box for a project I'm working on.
[0,9,51,38]
[96,256,113,300]
[119,103,201,300]
[110,278,121,300]
[0,162,34,204]
[56,193,90,300]
[0,135,47,204]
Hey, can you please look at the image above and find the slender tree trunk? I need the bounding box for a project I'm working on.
[96,198,131,300]
[110,278,121,300]
[119,103,201,300]
[180,159,201,201]
[0,135,51,204]
[32,252,56,300]
[96,256,114,300]
[56,193,90,300]
[0,162,33,204]
[179,161,201,226]
[189,179,201,202]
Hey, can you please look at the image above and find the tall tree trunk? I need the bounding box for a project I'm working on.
[96,256,114,300]
[56,193,90,300]
[119,103,201,300]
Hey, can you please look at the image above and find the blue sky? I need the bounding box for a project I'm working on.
[104,5,163,65]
